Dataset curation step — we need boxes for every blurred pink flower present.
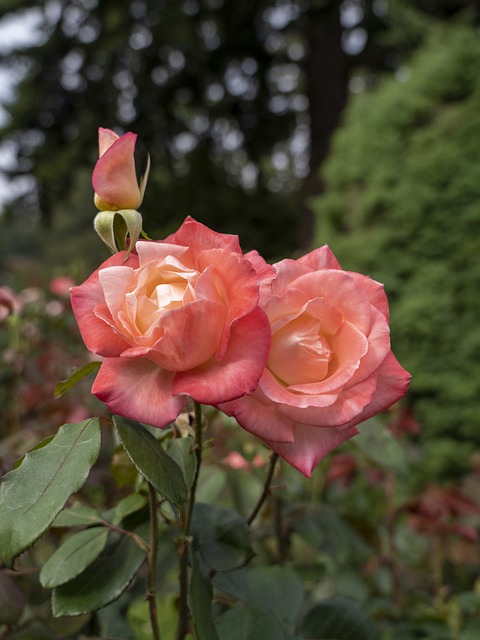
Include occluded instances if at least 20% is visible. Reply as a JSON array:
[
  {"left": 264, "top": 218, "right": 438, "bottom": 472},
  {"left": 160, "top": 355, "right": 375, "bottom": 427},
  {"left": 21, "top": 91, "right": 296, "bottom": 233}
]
[
  {"left": 325, "top": 453, "right": 359, "bottom": 488},
  {"left": 223, "top": 451, "right": 266, "bottom": 470},
  {"left": 0, "top": 286, "right": 22, "bottom": 321},
  {"left": 223, "top": 451, "right": 250, "bottom": 470},
  {"left": 66, "top": 405, "right": 91, "bottom": 424},
  {"left": 388, "top": 407, "right": 421, "bottom": 438},
  {"left": 404, "top": 485, "right": 479, "bottom": 542},
  {"left": 50, "top": 276, "right": 75, "bottom": 298}
]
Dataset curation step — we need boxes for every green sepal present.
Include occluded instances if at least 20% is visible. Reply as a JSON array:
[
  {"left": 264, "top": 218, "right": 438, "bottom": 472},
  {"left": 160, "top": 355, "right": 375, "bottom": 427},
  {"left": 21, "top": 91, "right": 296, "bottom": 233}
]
[
  {"left": 138, "top": 152, "right": 151, "bottom": 204},
  {"left": 93, "top": 208, "right": 143, "bottom": 258}
]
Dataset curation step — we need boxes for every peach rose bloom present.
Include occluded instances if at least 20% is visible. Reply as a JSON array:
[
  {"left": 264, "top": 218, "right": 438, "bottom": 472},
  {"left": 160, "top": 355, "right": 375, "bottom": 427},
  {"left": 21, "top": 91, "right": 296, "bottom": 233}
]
[
  {"left": 71, "top": 217, "right": 271, "bottom": 428},
  {"left": 220, "top": 246, "right": 410, "bottom": 477}
]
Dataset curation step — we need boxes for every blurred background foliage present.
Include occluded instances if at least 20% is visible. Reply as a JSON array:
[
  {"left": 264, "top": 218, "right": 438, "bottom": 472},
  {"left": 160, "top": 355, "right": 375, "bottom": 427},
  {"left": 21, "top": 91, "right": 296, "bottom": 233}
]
[
  {"left": 0, "top": 0, "right": 479, "bottom": 494},
  {"left": 1, "top": 0, "right": 478, "bottom": 263}
]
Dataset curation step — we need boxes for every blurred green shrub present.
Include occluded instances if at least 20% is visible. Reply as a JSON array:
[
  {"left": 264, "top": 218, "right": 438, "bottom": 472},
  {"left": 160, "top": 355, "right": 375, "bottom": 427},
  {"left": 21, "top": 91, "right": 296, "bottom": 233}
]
[{"left": 312, "top": 21, "right": 480, "bottom": 449}]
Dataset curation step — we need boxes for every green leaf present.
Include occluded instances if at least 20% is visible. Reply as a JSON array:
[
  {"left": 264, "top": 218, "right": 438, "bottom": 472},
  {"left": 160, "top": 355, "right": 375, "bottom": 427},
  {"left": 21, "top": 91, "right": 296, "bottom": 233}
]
[
  {"left": 114, "top": 416, "right": 188, "bottom": 505},
  {"left": 293, "top": 505, "right": 370, "bottom": 564},
  {"left": 212, "top": 568, "right": 249, "bottom": 602},
  {"left": 246, "top": 566, "right": 304, "bottom": 629},
  {"left": 0, "top": 418, "right": 101, "bottom": 566},
  {"left": 52, "top": 526, "right": 148, "bottom": 616},
  {"left": 216, "top": 605, "right": 285, "bottom": 640},
  {"left": 13, "top": 436, "right": 54, "bottom": 469},
  {"left": 299, "top": 596, "right": 379, "bottom": 640},
  {"left": 52, "top": 501, "right": 103, "bottom": 527},
  {"left": 40, "top": 527, "right": 109, "bottom": 588},
  {"left": 109, "top": 492, "right": 148, "bottom": 525},
  {"left": 190, "top": 552, "right": 219, "bottom": 640},
  {"left": 195, "top": 464, "right": 226, "bottom": 503},
  {"left": 166, "top": 436, "right": 197, "bottom": 492},
  {"left": 192, "top": 503, "right": 254, "bottom": 571},
  {"left": 354, "top": 419, "right": 409, "bottom": 476},
  {"left": 54, "top": 361, "right": 101, "bottom": 398}
]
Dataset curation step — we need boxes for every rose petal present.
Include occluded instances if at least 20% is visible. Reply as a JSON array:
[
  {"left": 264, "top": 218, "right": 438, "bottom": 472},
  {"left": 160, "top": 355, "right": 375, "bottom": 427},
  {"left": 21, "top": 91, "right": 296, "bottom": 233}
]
[
  {"left": 260, "top": 368, "right": 341, "bottom": 409},
  {"left": 269, "top": 293, "right": 343, "bottom": 340},
  {"left": 92, "top": 132, "right": 141, "bottom": 209},
  {"left": 71, "top": 252, "right": 139, "bottom": 357},
  {"left": 136, "top": 241, "right": 191, "bottom": 267},
  {"left": 297, "top": 245, "right": 342, "bottom": 271},
  {"left": 286, "top": 321, "right": 368, "bottom": 393},
  {"left": 245, "top": 250, "right": 276, "bottom": 283},
  {"left": 92, "top": 357, "right": 186, "bottom": 428},
  {"left": 164, "top": 216, "right": 242, "bottom": 255},
  {"left": 271, "top": 258, "right": 311, "bottom": 296},
  {"left": 270, "top": 316, "right": 331, "bottom": 385},
  {"left": 98, "top": 127, "right": 119, "bottom": 156},
  {"left": 348, "top": 272, "right": 390, "bottom": 320},
  {"left": 341, "top": 352, "right": 412, "bottom": 429},
  {"left": 147, "top": 300, "right": 226, "bottom": 370},
  {"left": 200, "top": 248, "right": 260, "bottom": 358},
  {"left": 267, "top": 289, "right": 312, "bottom": 332},
  {"left": 265, "top": 423, "right": 359, "bottom": 478},
  {"left": 291, "top": 270, "right": 372, "bottom": 335},
  {"left": 262, "top": 321, "right": 368, "bottom": 404},
  {"left": 346, "top": 307, "right": 390, "bottom": 388},
  {"left": 172, "top": 307, "right": 271, "bottom": 404},
  {"left": 99, "top": 265, "right": 135, "bottom": 326},
  {"left": 220, "top": 387, "right": 295, "bottom": 444},
  {"left": 278, "top": 372, "right": 378, "bottom": 427}
]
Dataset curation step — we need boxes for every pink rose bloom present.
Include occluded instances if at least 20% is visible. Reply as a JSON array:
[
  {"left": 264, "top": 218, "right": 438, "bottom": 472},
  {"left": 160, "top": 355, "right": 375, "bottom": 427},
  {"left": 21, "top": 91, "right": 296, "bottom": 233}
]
[
  {"left": 93, "top": 127, "right": 143, "bottom": 211},
  {"left": 71, "top": 217, "right": 271, "bottom": 428},
  {"left": 220, "top": 246, "right": 411, "bottom": 477}
]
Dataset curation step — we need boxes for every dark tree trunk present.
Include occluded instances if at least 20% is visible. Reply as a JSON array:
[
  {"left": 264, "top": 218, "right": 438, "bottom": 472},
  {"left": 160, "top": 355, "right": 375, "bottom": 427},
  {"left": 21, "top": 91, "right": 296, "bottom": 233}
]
[{"left": 299, "top": 1, "right": 350, "bottom": 249}]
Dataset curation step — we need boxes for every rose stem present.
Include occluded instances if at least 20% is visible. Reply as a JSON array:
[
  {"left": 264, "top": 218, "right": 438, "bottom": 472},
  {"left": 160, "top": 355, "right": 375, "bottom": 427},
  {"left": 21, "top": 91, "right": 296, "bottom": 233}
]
[
  {"left": 185, "top": 401, "right": 204, "bottom": 534},
  {"left": 177, "top": 401, "right": 204, "bottom": 640},
  {"left": 247, "top": 452, "right": 279, "bottom": 525},
  {"left": 147, "top": 482, "right": 162, "bottom": 640}
]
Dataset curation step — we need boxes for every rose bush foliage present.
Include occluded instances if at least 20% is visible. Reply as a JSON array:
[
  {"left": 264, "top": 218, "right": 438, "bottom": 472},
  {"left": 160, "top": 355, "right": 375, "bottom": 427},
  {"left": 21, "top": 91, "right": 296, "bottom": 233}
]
[
  {"left": 221, "top": 246, "right": 410, "bottom": 476},
  {"left": 71, "top": 217, "right": 271, "bottom": 428}
]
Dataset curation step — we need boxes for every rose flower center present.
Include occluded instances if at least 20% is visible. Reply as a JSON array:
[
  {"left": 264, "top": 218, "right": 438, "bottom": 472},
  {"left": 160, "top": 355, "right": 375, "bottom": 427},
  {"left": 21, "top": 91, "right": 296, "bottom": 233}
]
[
  {"left": 128, "top": 261, "right": 197, "bottom": 335},
  {"left": 268, "top": 313, "right": 332, "bottom": 386}
]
